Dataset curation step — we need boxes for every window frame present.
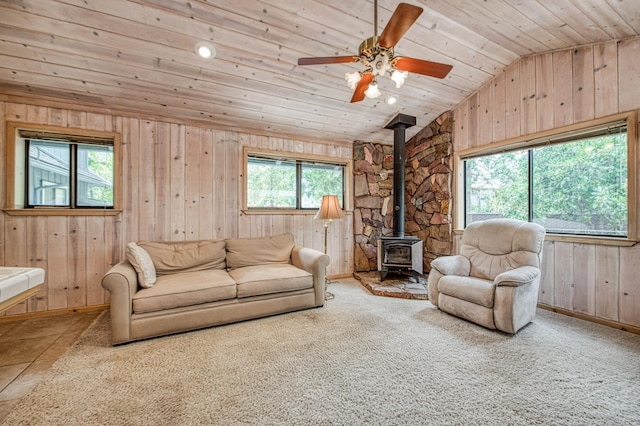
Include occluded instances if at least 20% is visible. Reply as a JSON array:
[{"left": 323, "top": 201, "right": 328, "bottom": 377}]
[
  {"left": 453, "top": 111, "right": 638, "bottom": 246},
  {"left": 242, "top": 147, "right": 352, "bottom": 214},
  {"left": 4, "top": 121, "right": 122, "bottom": 216}
]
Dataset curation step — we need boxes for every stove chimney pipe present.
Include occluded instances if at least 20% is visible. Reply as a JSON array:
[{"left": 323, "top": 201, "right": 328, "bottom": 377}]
[{"left": 384, "top": 113, "right": 416, "bottom": 238}]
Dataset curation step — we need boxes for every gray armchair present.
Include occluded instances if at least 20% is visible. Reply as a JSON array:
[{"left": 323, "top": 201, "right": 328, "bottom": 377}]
[{"left": 427, "top": 219, "right": 545, "bottom": 334}]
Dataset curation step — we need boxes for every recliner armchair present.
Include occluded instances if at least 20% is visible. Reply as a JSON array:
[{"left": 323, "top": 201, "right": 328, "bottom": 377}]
[{"left": 427, "top": 219, "right": 545, "bottom": 334}]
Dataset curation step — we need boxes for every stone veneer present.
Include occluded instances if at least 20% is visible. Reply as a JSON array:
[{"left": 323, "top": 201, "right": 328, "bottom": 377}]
[{"left": 353, "top": 111, "right": 453, "bottom": 273}]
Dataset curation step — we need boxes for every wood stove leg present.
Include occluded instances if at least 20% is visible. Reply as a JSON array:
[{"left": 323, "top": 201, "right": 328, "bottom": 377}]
[{"left": 380, "top": 268, "right": 388, "bottom": 282}]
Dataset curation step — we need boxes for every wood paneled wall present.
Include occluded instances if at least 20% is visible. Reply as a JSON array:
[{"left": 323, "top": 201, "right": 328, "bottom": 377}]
[
  {"left": 0, "top": 102, "right": 353, "bottom": 316},
  {"left": 452, "top": 37, "right": 640, "bottom": 329}
]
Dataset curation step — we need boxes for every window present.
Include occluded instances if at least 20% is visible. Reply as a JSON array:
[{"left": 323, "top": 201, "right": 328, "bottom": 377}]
[
  {"left": 244, "top": 150, "right": 349, "bottom": 211},
  {"left": 247, "top": 156, "right": 297, "bottom": 208},
  {"left": 4, "top": 122, "right": 121, "bottom": 215},
  {"left": 26, "top": 140, "right": 114, "bottom": 208},
  {"left": 463, "top": 117, "right": 633, "bottom": 238}
]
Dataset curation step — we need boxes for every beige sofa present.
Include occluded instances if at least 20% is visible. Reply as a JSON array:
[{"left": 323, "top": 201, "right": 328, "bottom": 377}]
[
  {"left": 427, "top": 219, "right": 545, "bottom": 334},
  {"left": 102, "top": 233, "right": 329, "bottom": 345}
]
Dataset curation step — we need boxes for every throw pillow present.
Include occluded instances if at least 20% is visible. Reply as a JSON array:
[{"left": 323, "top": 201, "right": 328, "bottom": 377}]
[{"left": 126, "top": 242, "right": 157, "bottom": 288}]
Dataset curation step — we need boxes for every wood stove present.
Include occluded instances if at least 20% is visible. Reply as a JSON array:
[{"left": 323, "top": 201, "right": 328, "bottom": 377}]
[
  {"left": 377, "top": 236, "right": 423, "bottom": 280},
  {"left": 377, "top": 113, "right": 424, "bottom": 281}
]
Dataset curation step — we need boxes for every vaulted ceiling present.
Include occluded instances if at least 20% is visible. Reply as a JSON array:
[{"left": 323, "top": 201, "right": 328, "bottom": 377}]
[{"left": 1, "top": 0, "right": 638, "bottom": 144}]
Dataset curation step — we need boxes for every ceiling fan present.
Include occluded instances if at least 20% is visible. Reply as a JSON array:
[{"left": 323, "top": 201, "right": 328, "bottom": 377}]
[{"left": 297, "top": 1, "right": 453, "bottom": 103}]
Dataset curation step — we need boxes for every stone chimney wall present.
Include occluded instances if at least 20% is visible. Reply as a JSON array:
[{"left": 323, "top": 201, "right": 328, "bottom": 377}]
[
  {"left": 353, "top": 111, "right": 453, "bottom": 273},
  {"left": 353, "top": 142, "right": 394, "bottom": 271},
  {"left": 404, "top": 111, "right": 453, "bottom": 272}
]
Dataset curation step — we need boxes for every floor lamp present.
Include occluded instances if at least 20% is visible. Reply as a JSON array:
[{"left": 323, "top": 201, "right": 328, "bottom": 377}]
[{"left": 314, "top": 195, "right": 345, "bottom": 300}]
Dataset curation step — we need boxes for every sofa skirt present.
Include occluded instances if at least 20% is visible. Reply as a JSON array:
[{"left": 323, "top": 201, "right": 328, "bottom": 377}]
[{"left": 125, "top": 289, "right": 317, "bottom": 344}]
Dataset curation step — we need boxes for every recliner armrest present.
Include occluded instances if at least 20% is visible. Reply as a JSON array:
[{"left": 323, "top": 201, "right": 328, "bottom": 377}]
[
  {"left": 494, "top": 265, "right": 540, "bottom": 287},
  {"left": 431, "top": 255, "right": 471, "bottom": 276}
]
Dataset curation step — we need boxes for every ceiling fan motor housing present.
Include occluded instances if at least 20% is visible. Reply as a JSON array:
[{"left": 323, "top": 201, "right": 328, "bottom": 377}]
[
  {"left": 359, "top": 36, "right": 395, "bottom": 76},
  {"left": 359, "top": 36, "right": 394, "bottom": 59}
]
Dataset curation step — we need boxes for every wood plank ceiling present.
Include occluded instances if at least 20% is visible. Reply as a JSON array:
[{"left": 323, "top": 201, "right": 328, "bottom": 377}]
[{"left": 0, "top": 0, "right": 638, "bottom": 144}]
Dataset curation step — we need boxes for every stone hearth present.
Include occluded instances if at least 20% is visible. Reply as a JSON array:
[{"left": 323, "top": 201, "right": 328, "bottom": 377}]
[{"left": 353, "top": 271, "right": 428, "bottom": 300}]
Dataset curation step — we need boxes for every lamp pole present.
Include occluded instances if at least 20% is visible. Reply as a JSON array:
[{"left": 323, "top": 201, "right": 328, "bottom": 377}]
[
  {"left": 314, "top": 195, "right": 344, "bottom": 300},
  {"left": 323, "top": 219, "right": 332, "bottom": 255}
]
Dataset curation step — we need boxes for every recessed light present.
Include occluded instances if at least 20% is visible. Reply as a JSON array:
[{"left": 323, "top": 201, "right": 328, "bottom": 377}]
[
  {"left": 194, "top": 41, "right": 216, "bottom": 60},
  {"left": 385, "top": 95, "right": 399, "bottom": 105}
]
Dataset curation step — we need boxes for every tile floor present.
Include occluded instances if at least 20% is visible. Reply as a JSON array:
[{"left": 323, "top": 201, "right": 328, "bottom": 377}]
[{"left": 0, "top": 311, "right": 101, "bottom": 422}]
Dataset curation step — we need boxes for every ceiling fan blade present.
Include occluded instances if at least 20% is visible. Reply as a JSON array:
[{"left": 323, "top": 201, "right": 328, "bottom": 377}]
[
  {"left": 298, "top": 56, "right": 358, "bottom": 66},
  {"left": 394, "top": 57, "right": 453, "bottom": 79},
  {"left": 377, "top": 3, "right": 423, "bottom": 48},
  {"left": 351, "top": 73, "right": 374, "bottom": 103}
]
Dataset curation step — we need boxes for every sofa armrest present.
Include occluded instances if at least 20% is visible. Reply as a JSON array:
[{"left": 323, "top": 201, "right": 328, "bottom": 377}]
[
  {"left": 291, "top": 246, "right": 330, "bottom": 306},
  {"left": 494, "top": 265, "right": 540, "bottom": 287},
  {"left": 101, "top": 260, "right": 139, "bottom": 345},
  {"left": 430, "top": 255, "right": 471, "bottom": 277}
]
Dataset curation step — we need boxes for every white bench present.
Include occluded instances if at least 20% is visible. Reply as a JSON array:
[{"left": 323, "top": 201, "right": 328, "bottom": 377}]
[{"left": 0, "top": 267, "right": 45, "bottom": 313}]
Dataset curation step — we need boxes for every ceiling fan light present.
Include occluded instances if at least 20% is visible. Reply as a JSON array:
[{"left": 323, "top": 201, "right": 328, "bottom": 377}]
[
  {"left": 391, "top": 70, "right": 408, "bottom": 88},
  {"left": 345, "top": 71, "right": 362, "bottom": 90},
  {"left": 364, "top": 82, "right": 381, "bottom": 99}
]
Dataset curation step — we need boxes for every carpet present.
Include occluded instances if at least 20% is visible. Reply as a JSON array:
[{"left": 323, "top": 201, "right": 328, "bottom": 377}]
[{"left": 3, "top": 279, "right": 640, "bottom": 425}]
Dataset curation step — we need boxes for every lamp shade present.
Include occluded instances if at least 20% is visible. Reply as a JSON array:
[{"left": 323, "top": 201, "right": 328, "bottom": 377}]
[{"left": 314, "top": 195, "right": 345, "bottom": 220}]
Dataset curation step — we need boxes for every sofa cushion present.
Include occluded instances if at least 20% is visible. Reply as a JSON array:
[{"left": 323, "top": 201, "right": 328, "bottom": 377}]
[
  {"left": 225, "top": 233, "right": 295, "bottom": 270},
  {"left": 137, "top": 239, "right": 226, "bottom": 275},
  {"left": 438, "top": 275, "right": 495, "bottom": 308},
  {"left": 132, "top": 269, "right": 236, "bottom": 314},
  {"left": 126, "top": 242, "right": 156, "bottom": 288},
  {"left": 228, "top": 264, "right": 313, "bottom": 298}
]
